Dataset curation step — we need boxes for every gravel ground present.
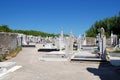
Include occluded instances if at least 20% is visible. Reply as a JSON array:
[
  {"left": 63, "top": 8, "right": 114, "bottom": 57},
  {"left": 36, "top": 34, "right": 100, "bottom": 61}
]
[{"left": 1, "top": 44, "right": 120, "bottom": 80}]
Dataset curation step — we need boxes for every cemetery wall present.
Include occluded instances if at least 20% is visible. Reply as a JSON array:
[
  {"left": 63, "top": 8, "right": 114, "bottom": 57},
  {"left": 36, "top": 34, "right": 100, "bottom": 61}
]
[
  {"left": 86, "top": 37, "right": 96, "bottom": 45},
  {"left": 106, "top": 38, "right": 111, "bottom": 46},
  {"left": 0, "top": 32, "right": 18, "bottom": 54},
  {"left": 86, "top": 37, "right": 111, "bottom": 46}
]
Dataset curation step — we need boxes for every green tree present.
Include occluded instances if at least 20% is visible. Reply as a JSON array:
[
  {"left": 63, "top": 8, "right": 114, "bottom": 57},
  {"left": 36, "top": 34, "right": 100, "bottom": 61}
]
[
  {"left": 0, "top": 25, "right": 12, "bottom": 32},
  {"left": 0, "top": 25, "right": 65, "bottom": 37},
  {"left": 86, "top": 12, "right": 120, "bottom": 38}
]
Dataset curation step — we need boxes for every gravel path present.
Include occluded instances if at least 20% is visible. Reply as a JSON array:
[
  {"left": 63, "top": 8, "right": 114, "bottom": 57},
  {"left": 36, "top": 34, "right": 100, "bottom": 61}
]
[{"left": 1, "top": 44, "right": 120, "bottom": 80}]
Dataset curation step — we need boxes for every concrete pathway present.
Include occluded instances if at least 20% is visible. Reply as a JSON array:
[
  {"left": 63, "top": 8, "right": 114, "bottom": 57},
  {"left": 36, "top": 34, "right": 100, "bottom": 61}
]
[{"left": 0, "top": 44, "right": 120, "bottom": 80}]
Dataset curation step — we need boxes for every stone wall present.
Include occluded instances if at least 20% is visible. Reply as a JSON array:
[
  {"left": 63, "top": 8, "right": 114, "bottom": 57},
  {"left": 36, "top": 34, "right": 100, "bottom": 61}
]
[
  {"left": 0, "top": 32, "right": 18, "bottom": 54},
  {"left": 86, "top": 37, "right": 96, "bottom": 45},
  {"left": 86, "top": 37, "right": 111, "bottom": 46},
  {"left": 106, "top": 38, "right": 111, "bottom": 46}
]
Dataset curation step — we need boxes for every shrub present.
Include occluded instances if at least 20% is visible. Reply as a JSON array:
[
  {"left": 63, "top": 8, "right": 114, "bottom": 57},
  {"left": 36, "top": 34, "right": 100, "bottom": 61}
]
[{"left": 6, "top": 46, "right": 22, "bottom": 59}]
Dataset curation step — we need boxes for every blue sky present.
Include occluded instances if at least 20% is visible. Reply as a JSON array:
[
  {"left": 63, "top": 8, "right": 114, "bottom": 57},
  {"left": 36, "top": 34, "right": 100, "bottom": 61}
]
[{"left": 0, "top": 0, "right": 120, "bottom": 36}]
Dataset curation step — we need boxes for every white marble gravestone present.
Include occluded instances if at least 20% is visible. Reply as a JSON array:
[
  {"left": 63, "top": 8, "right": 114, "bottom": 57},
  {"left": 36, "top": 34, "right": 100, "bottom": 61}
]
[
  {"left": 69, "top": 31, "right": 73, "bottom": 54},
  {"left": 59, "top": 31, "right": 65, "bottom": 50},
  {"left": 65, "top": 37, "right": 69, "bottom": 54},
  {"left": 77, "top": 35, "right": 82, "bottom": 51},
  {"left": 17, "top": 34, "right": 27, "bottom": 45},
  {"left": 82, "top": 34, "right": 86, "bottom": 45},
  {"left": 54, "top": 37, "right": 59, "bottom": 49},
  {"left": 21, "top": 34, "right": 27, "bottom": 45},
  {"left": 100, "top": 27, "right": 106, "bottom": 60},
  {"left": 111, "top": 32, "right": 118, "bottom": 46},
  {"left": 17, "top": 34, "right": 22, "bottom": 46}
]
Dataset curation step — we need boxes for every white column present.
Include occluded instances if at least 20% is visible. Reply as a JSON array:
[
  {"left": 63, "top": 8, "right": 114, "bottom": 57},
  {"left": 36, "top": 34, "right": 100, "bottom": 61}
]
[
  {"left": 101, "top": 36, "right": 106, "bottom": 60},
  {"left": 65, "top": 37, "right": 69, "bottom": 54},
  {"left": 69, "top": 32, "right": 73, "bottom": 54},
  {"left": 77, "top": 37, "right": 81, "bottom": 51}
]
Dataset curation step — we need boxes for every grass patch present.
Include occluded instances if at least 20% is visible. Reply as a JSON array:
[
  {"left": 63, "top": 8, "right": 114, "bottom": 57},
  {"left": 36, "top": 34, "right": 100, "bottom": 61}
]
[
  {"left": 112, "top": 50, "right": 120, "bottom": 53},
  {"left": 6, "top": 46, "right": 22, "bottom": 59},
  {"left": 0, "top": 54, "right": 6, "bottom": 62},
  {"left": 62, "top": 48, "right": 65, "bottom": 50}
]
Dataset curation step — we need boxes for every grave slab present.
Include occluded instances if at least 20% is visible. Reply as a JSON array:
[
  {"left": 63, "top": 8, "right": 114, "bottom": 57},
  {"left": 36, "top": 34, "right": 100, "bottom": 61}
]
[
  {"left": 71, "top": 51, "right": 101, "bottom": 61},
  {"left": 0, "top": 62, "right": 22, "bottom": 78}
]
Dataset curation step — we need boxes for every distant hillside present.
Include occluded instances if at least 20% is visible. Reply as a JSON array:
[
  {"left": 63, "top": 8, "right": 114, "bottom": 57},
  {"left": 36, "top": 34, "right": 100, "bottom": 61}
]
[
  {"left": 86, "top": 12, "right": 120, "bottom": 38},
  {"left": 0, "top": 25, "right": 56, "bottom": 37}
]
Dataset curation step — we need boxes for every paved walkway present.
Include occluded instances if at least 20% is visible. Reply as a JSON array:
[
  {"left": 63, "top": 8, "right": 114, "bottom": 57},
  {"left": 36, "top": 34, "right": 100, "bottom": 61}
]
[{"left": 1, "top": 44, "right": 120, "bottom": 80}]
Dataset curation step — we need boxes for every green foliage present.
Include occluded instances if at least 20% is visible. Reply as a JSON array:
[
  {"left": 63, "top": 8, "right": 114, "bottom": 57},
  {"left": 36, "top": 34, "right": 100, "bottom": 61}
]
[
  {"left": 0, "top": 54, "right": 6, "bottom": 62},
  {"left": 0, "top": 25, "right": 12, "bottom": 32},
  {"left": 0, "top": 46, "right": 22, "bottom": 61},
  {"left": 112, "top": 50, "right": 120, "bottom": 53},
  {"left": 13, "top": 30, "right": 56, "bottom": 37},
  {"left": 6, "top": 46, "right": 22, "bottom": 58},
  {"left": 0, "top": 25, "right": 69, "bottom": 37},
  {"left": 0, "top": 25, "right": 57, "bottom": 37},
  {"left": 86, "top": 12, "right": 120, "bottom": 38}
]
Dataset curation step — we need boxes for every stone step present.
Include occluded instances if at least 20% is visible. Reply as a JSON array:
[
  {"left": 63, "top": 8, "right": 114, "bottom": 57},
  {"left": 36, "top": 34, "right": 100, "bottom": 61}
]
[
  {"left": 71, "top": 53, "right": 101, "bottom": 62},
  {"left": 42, "top": 54, "right": 67, "bottom": 58},
  {"left": 71, "top": 57, "right": 101, "bottom": 62},
  {"left": 39, "top": 57, "right": 68, "bottom": 61}
]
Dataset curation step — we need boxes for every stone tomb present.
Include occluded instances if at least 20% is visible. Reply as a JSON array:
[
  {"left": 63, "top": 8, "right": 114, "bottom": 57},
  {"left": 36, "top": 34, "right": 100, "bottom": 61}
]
[
  {"left": 109, "top": 52, "right": 120, "bottom": 66},
  {"left": 18, "top": 34, "right": 36, "bottom": 47},
  {"left": 38, "top": 43, "right": 60, "bottom": 52},
  {"left": 39, "top": 31, "right": 74, "bottom": 61},
  {"left": 71, "top": 28, "right": 107, "bottom": 61}
]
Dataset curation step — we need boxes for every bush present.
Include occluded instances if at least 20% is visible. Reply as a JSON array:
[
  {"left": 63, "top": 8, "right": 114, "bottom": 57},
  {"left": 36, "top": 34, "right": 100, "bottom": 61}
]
[
  {"left": 0, "top": 54, "right": 6, "bottom": 62},
  {"left": 6, "top": 46, "right": 22, "bottom": 59},
  {"left": 112, "top": 50, "right": 120, "bottom": 53}
]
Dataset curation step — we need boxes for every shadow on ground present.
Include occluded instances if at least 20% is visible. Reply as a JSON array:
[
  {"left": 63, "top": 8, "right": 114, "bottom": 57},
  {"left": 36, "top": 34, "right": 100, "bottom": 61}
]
[{"left": 87, "top": 62, "right": 120, "bottom": 80}]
